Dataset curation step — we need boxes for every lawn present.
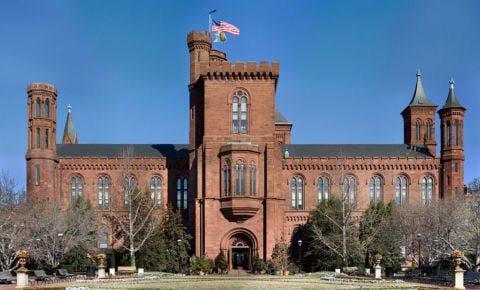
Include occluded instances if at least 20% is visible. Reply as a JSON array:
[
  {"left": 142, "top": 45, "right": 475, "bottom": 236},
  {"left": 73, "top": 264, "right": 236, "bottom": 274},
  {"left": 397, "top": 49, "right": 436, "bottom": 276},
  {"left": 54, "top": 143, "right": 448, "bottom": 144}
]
[{"left": 38, "top": 273, "right": 445, "bottom": 290}]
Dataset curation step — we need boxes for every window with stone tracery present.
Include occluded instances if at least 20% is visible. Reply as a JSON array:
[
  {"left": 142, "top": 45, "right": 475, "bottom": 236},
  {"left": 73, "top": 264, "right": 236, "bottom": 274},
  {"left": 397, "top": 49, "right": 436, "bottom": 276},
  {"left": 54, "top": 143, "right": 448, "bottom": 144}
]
[
  {"left": 317, "top": 176, "right": 329, "bottom": 203},
  {"left": 291, "top": 176, "right": 303, "bottom": 210},
  {"left": 343, "top": 176, "right": 356, "bottom": 209},
  {"left": 71, "top": 176, "right": 83, "bottom": 205},
  {"left": 369, "top": 175, "right": 382, "bottom": 204},
  {"left": 421, "top": 176, "right": 433, "bottom": 206},
  {"left": 98, "top": 176, "right": 110, "bottom": 210},
  {"left": 150, "top": 176, "right": 163, "bottom": 208},
  {"left": 177, "top": 177, "right": 188, "bottom": 210},
  {"left": 395, "top": 176, "right": 408, "bottom": 208},
  {"left": 232, "top": 90, "right": 248, "bottom": 134}
]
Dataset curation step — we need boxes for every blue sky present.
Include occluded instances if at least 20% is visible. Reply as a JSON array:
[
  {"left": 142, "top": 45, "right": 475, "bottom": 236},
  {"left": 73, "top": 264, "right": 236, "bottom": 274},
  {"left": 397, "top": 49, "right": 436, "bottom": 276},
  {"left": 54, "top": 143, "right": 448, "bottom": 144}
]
[{"left": 1, "top": 0, "right": 479, "bottom": 189}]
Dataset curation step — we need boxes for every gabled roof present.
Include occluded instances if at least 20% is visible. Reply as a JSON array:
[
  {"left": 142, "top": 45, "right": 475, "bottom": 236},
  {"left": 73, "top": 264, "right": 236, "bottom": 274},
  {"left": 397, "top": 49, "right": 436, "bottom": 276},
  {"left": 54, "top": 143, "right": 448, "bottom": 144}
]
[
  {"left": 280, "top": 144, "right": 433, "bottom": 158},
  {"left": 441, "top": 78, "right": 464, "bottom": 109},
  {"left": 57, "top": 144, "right": 189, "bottom": 158},
  {"left": 407, "top": 70, "right": 436, "bottom": 107}
]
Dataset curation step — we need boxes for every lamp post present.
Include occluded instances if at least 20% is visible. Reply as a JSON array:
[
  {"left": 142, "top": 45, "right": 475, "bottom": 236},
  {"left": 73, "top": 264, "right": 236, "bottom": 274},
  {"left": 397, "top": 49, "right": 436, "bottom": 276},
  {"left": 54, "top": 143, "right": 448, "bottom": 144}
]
[
  {"left": 298, "top": 239, "right": 303, "bottom": 274},
  {"left": 177, "top": 239, "right": 182, "bottom": 274}
]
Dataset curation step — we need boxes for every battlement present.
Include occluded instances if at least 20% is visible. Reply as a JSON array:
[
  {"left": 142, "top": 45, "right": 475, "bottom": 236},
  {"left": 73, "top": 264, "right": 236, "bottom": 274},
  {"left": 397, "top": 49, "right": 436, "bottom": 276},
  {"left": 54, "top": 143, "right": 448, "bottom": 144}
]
[
  {"left": 187, "top": 30, "right": 212, "bottom": 52},
  {"left": 201, "top": 60, "right": 280, "bottom": 80},
  {"left": 27, "top": 82, "right": 57, "bottom": 95}
]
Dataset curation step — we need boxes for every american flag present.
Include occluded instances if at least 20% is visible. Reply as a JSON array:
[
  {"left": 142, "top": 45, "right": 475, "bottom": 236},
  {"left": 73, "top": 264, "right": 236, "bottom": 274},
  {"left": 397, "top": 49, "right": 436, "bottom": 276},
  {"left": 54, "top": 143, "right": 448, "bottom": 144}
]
[{"left": 212, "top": 19, "right": 240, "bottom": 36}]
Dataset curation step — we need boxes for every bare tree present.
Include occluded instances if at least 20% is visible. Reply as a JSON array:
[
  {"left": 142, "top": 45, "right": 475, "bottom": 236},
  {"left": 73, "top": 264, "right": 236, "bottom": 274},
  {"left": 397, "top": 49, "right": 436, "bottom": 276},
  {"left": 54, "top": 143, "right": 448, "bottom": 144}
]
[
  {"left": 27, "top": 199, "right": 99, "bottom": 269},
  {"left": 0, "top": 170, "right": 25, "bottom": 206},
  {"left": 104, "top": 147, "right": 162, "bottom": 267}
]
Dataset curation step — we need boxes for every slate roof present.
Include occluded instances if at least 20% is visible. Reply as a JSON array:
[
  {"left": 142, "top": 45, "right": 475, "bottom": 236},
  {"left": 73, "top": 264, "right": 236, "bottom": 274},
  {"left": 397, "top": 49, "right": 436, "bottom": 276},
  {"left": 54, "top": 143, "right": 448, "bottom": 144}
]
[
  {"left": 280, "top": 144, "right": 433, "bottom": 158},
  {"left": 275, "top": 108, "right": 291, "bottom": 124},
  {"left": 57, "top": 144, "right": 189, "bottom": 158},
  {"left": 441, "top": 79, "right": 464, "bottom": 109},
  {"left": 407, "top": 71, "right": 436, "bottom": 107},
  {"left": 62, "top": 105, "right": 78, "bottom": 144}
]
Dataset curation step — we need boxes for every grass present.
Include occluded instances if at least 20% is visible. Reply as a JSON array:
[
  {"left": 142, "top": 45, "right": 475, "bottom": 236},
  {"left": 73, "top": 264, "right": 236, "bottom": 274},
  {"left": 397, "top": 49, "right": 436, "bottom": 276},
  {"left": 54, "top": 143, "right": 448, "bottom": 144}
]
[{"left": 27, "top": 272, "right": 447, "bottom": 290}]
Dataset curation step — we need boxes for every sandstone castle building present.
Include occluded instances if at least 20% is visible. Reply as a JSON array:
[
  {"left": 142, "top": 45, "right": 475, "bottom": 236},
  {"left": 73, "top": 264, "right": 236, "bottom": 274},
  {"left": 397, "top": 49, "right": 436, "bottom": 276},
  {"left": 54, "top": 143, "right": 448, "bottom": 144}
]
[{"left": 25, "top": 30, "right": 466, "bottom": 270}]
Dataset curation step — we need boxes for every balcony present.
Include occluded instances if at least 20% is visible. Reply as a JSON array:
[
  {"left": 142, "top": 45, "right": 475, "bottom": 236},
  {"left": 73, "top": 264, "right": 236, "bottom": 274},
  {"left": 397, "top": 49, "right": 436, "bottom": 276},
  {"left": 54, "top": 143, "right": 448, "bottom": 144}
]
[{"left": 220, "top": 196, "right": 262, "bottom": 222}]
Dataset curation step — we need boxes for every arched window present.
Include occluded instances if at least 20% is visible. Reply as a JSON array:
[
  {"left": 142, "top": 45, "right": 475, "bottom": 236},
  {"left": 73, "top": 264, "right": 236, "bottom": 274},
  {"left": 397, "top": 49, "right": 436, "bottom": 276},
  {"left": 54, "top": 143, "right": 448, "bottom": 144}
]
[
  {"left": 223, "top": 160, "right": 231, "bottom": 196},
  {"left": 291, "top": 176, "right": 303, "bottom": 210},
  {"left": 177, "top": 177, "right": 188, "bottom": 210},
  {"left": 317, "top": 176, "right": 329, "bottom": 202},
  {"left": 395, "top": 176, "right": 408, "bottom": 208},
  {"left": 421, "top": 176, "right": 434, "bottom": 206},
  {"left": 453, "top": 120, "right": 458, "bottom": 146},
  {"left": 71, "top": 176, "right": 83, "bottom": 204},
  {"left": 249, "top": 162, "right": 256, "bottom": 196},
  {"left": 343, "top": 176, "right": 356, "bottom": 209},
  {"left": 98, "top": 176, "right": 110, "bottom": 210},
  {"left": 36, "top": 98, "right": 41, "bottom": 117},
  {"left": 446, "top": 121, "right": 451, "bottom": 146},
  {"left": 235, "top": 161, "right": 245, "bottom": 196},
  {"left": 415, "top": 121, "right": 421, "bottom": 141},
  {"left": 123, "top": 176, "right": 137, "bottom": 209},
  {"left": 232, "top": 90, "right": 248, "bottom": 134},
  {"left": 426, "top": 121, "right": 431, "bottom": 140},
  {"left": 45, "top": 99, "right": 50, "bottom": 118},
  {"left": 35, "top": 165, "right": 40, "bottom": 186},
  {"left": 150, "top": 176, "right": 162, "bottom": 208},
  {"left": 369, "top": 176, "right": 382, "bottom": 204}
]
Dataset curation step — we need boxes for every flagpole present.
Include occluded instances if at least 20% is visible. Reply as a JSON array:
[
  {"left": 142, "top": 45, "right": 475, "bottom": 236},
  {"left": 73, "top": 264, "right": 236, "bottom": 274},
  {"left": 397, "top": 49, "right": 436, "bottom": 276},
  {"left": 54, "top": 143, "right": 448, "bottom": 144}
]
[{"left": 208, "top": 9, "right": 217, "bottom": 32}]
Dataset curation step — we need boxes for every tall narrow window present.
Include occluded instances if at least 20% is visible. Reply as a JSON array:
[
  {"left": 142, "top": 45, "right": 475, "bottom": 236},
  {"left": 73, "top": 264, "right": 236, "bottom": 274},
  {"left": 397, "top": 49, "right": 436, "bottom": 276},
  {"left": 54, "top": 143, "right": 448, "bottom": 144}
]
[
  {"left": 36, "top": 128, "right": 41, "bottom": 148},
  {"left": 98, "top": 176, "right": 110, "bottom": 210},
  {"left": 232, "top": 90, "right": 248, "bottom": 134},
  {"left": 232, "top": 97, "right": 239, "bottom": 133},
  {"left": 71, "top": 176, "right": 83, "bottom": 204},
  {"left": 240, "top": 97, "right": 248, "bottom": 133},
  {"left": 150, "top": 176, "right": 162, "bottom": 208},
  {"left": 123, "top": 176, "right": 136, "bottom": 209},
  {"left": 223, "top": 160, "right": 231, "bottom": 196},
  {"left": 45, "top": 129, "right": 49, "bottom": 149},
  {"left": 177, "top": 177, "right": 188, "bottom": 210},
  {"left": 369, "top": 176, "right": 382, "bottom": 204},
  {"left": 36, "top": 98, "right": 41, "bottom": 117},
  {"left": 235, "top": 161, "right": 245, "bottom": 195},
  {"left": 291, "top": 176, "right": 303, "bottom": 210},
  {"left": 446, "top": 121, "right": 451, "bottom": 146},
  {"left": 343, "top": 176, "right": 356, "bottom": 209},
  {"left": 45, "top": 99, "right": 50, "bottom": 118},
  {"left": 249, "top": 162, "right": 256, "bottom": 196},
  {"left": 453, "top": 121, "right": 458, "bottom": 146},
  {"left": 421, "top": 176, "right": 433, "bottom": 206},
  {"left": 426, "top": 121, "right": 431, "bottom": 140},
  {"left": 415, "top": 121, "right": 421, "bottom": 141},
  {"left": 395, "top": 176, "right": 408, "bottom": 208},
  {"left": 317, "top": 176, "right": 329, "bottom": 202},
  {"left": 35, "top": 165, "right": 40, "bottom": 186}
]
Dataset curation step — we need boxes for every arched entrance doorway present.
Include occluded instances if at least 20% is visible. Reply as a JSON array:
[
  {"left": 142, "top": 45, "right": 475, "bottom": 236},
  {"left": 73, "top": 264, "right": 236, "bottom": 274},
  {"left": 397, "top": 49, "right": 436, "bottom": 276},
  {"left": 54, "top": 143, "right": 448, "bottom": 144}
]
[{"left": 221, "top": 229, "right": 258, "bottom": 272}]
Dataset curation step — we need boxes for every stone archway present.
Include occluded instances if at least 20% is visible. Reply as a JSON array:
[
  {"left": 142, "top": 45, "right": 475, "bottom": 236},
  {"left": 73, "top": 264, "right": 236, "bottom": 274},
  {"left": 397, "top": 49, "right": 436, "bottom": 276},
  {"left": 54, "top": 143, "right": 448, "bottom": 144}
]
[{"left": 221, "top": 229, "right": 258, "bottom": 272}]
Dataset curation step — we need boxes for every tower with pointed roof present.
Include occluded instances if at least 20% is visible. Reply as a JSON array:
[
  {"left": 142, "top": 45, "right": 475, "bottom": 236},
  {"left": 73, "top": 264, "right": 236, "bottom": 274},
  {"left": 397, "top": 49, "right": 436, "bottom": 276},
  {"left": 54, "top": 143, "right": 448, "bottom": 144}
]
[
  {"left": 438, "top": 79, "right": 466, "bottom": 198},
  {"left": 25, "top": 83, "right": 58, "bottom": 202},
  {"left": 401, "top": 70, "right": 438, "bottom": 156},
  {"left": 62, "top": 104, "right": 78, "bottom": 144}
]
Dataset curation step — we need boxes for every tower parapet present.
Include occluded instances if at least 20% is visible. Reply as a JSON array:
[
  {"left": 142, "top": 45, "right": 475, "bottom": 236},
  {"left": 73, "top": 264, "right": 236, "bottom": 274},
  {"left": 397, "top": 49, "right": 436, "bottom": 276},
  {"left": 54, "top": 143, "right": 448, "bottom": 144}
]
[{"left": 202, "top": 60, "right": 279, "bottom": 80}]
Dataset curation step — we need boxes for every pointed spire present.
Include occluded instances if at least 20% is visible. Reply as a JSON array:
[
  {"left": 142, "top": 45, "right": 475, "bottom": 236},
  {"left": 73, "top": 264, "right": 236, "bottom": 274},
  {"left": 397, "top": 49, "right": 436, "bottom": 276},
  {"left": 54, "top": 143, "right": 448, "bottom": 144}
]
[
  {"left": 62, "top": 105, "right": 78, "bottom": 144},
  {"left": 442, "top": 77, "right": 464, "bottom": 109},
  {"left": 408, "top": 70, "right": 436, "bottom": 106}
]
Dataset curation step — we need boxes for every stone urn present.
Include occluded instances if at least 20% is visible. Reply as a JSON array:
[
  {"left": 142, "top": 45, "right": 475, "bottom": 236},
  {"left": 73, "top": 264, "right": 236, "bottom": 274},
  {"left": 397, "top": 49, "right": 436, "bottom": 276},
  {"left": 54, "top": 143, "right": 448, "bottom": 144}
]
[
  {"left": 16, "top": 250, "right": 29, "bottom": 271},
  {"left": 451, "top": 249, "right": 464, "bottom": 271}
]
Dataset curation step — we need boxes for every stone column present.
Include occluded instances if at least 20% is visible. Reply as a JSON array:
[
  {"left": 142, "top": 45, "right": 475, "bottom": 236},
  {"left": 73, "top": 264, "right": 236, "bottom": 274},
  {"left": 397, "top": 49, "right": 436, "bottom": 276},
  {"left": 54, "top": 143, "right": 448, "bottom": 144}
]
[
  {"left": 374, "top": 265, "right": 382, "bottom": 279},
  {"left": 16, "top": 269, "right": 28, "bottom": 288},
  {"left": 454, "top": 268, "right": 465, "bottom": 290}
]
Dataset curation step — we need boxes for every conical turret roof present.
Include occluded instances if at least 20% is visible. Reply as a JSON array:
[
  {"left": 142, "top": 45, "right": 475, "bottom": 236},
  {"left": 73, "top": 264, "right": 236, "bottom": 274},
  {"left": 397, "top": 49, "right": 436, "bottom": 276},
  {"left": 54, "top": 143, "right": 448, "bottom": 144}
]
[
  {"left": 441, "top": 78, "right": 464, "bottom": 109},
  {"left": 407, "top": 70, "right": 436, "bottom": 106}
]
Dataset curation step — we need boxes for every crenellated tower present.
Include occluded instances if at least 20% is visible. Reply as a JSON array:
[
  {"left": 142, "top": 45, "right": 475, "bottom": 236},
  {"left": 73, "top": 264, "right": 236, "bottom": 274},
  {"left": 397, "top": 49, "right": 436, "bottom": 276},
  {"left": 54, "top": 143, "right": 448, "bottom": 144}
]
[
  {"left": 25, "top": 83, "right": 58, "bottom": 202},
  {"left": 438, "top": 79, "right": 466, "bottom": 198},
  {"left": 401, "top": 70, "right": 437, "bottom": 156}
]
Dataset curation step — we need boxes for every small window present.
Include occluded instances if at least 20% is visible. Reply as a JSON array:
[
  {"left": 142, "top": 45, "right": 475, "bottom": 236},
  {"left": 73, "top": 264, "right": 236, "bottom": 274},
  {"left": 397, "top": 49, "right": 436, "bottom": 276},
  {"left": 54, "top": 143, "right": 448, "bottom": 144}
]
[
  {"left": 45, "top": 129, "right": 49, "bottom": 149},
  {"left": 35, "top": 165, "right": 40, "bottom": 186},
  {"left": 454, "top": 120, "right": 458, "bottom": 146},
  {"left": 177, "top": 177, "right": 188, "bottom": 210},
  {"left": 415, "top": 121, "right": 421, "bottom": 141},
  {"left": 426, "top": 121, "right": 431, "bottom": 140},
  {"left": 249, "top": 162, "right": 256, "bottom": 196},
  {"left": 446, "top": 121, "right": 451, "bottom": 146},
  {"left": 223, "top": 160, "right": 231, "bottom": 196},
  {"left": 235, "top": 161, "right": 245, "bottom": 196},
  {"left": 36, "top": 128, "right": 41, "bottom": 148}
]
